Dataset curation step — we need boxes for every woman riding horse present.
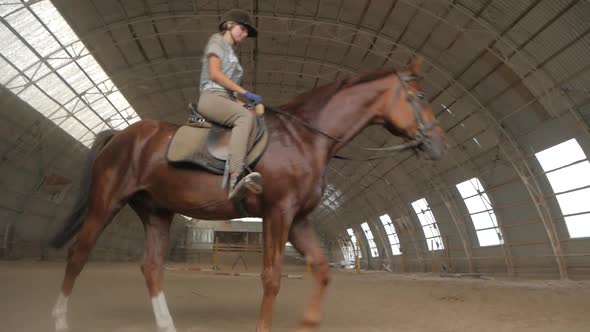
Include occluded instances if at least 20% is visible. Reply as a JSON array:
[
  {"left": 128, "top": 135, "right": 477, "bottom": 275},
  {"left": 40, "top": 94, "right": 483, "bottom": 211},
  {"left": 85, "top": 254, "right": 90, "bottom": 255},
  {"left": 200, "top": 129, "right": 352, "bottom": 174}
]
[{"left": 196, "top": 9, "right": 263, "bottom": 199}]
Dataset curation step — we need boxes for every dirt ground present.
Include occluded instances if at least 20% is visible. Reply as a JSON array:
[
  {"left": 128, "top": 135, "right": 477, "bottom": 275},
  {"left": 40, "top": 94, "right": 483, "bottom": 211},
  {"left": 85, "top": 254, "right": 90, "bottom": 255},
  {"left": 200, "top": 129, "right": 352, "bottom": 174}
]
[{"left": 1, "top": 261, "right": 589, "bottom": 332}]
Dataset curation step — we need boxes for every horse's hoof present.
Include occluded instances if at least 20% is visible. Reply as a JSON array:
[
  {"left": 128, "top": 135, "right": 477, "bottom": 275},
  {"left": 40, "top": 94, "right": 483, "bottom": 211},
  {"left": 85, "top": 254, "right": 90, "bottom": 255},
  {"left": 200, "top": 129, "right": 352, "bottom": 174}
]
[
  {"left": 295, "top": 327, "right": 315, "bottom": 332},
  {"left": 295, "top": 319, "right": 320, "bottom": 332},
  {"left": 55, "top": 324, "right": 69, "bottom": 332},
  {"left": 54, "top": 317, "right": 68, "bottom": 332},
  {"left": 157, "top": 324, "right": 177, "bottom": 332}
]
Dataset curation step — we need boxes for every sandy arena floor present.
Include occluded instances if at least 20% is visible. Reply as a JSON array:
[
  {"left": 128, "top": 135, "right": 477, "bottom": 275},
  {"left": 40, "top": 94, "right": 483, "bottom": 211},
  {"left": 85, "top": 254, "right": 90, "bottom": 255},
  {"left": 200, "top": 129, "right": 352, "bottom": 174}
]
[{"left": 1, "top": 261, "right": 589, "bottom": 332}]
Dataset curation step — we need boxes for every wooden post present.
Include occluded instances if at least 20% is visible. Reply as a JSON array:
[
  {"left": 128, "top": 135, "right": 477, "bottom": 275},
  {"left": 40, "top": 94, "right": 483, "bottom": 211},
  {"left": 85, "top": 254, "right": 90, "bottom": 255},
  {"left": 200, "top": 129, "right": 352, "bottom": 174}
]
[
  {"left": 402, "top": 250, "right": 407, "bottom": 273},
  {"left": 213, "top": 237, "right": 219, "bottom": 270},
  {"left": 356, "top": 239, "right": 361, "bottom": 274},
  {"left": 430, "top": 240, "right": 436, "bottom": 273},
  {"left": 444, "top": 236, "right": 452, "bottom": 272}
]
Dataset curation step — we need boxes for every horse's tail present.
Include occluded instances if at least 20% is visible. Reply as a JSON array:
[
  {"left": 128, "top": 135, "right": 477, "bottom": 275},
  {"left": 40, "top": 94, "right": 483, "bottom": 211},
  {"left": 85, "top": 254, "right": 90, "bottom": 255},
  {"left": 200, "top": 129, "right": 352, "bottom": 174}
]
[{"left": 49, "top": 130, "right": 118, "bottom": 249}]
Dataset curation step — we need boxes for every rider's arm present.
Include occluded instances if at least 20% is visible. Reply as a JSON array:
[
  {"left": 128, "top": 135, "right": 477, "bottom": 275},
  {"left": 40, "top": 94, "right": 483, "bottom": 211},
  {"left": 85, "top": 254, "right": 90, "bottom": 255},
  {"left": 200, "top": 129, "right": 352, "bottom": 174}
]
[{"left": 208, "top": 55, "right": 247, "bottom": 95}]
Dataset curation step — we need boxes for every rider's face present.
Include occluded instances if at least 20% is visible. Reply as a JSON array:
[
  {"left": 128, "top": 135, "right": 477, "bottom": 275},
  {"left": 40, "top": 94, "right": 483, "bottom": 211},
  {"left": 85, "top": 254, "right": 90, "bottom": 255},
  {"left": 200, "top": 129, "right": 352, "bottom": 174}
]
[{"left": 231, "top": 24, "right": 248, "bottom": 44}]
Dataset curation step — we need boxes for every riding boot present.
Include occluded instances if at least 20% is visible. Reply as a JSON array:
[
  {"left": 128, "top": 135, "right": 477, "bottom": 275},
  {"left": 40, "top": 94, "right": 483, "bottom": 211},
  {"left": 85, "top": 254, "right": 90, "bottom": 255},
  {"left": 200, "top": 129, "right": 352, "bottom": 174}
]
[{"left": 228, "top": 170, "right": 263, "bottom": 200}]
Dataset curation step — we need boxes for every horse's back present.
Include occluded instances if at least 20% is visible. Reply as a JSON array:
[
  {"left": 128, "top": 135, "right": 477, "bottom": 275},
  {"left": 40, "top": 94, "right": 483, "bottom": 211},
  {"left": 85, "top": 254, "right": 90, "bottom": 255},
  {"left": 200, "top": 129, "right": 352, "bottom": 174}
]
[
  {"left": 91, "top": 119, "right": 179, "bottom": 179},
  {"left": 130, "top": 119, "right": 179, "bottom": 138},
  {"left": 114, "top": 119, "right": 178, "bottom": 151}
]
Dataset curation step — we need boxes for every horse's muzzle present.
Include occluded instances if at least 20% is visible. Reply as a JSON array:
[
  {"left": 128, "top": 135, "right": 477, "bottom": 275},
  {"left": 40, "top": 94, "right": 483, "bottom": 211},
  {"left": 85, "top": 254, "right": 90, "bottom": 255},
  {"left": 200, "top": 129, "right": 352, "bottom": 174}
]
[{"left": 420, "top": 130, "right": 447, "bottom": 160}]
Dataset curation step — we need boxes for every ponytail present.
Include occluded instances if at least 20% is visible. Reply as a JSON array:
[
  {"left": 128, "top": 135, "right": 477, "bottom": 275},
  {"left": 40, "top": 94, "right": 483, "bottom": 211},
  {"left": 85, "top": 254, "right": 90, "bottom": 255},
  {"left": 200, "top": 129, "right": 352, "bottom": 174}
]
[{"left": 220, "top": 21, "right": 237, "bottom": 32}]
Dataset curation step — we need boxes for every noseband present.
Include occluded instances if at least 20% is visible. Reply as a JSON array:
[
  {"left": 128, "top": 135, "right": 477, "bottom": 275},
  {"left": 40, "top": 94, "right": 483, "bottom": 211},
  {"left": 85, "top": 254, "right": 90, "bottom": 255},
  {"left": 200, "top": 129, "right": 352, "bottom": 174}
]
[
  {"left": 265, "top": 73, "right": 438, "bottom": 161},
  {"left": 388, "top": 73, "right": 439, "bottom": 149}
]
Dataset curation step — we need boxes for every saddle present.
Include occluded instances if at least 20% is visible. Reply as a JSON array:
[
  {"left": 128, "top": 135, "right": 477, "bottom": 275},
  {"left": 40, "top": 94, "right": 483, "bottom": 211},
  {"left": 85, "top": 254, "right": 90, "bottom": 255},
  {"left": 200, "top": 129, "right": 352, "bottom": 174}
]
[{"left": 166, "top": 103, "right": 269, "bottom": 175}]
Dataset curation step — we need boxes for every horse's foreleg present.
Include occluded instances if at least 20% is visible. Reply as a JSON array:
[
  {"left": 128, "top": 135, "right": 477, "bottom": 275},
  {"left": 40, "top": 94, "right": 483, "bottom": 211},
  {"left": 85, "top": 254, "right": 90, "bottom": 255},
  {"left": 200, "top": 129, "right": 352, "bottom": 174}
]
[
  {"left": 289, "top": 219, "right": 331, "bottom": 332},
  {"left": 53, "top": 187, "right": 124, "bottom": 331},
  {"left": 256, "top": 206, "right": 293, "bottom": 332},
  {"left": 133, "top": 204, "right": 176, "bottom": 332}
]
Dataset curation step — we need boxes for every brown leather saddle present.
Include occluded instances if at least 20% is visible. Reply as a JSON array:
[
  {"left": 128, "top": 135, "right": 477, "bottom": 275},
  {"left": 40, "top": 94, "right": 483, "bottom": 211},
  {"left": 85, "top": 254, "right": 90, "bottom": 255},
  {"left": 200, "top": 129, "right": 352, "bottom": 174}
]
[{"left": 166, "top": 103, "right": 269, "bottom": 175}]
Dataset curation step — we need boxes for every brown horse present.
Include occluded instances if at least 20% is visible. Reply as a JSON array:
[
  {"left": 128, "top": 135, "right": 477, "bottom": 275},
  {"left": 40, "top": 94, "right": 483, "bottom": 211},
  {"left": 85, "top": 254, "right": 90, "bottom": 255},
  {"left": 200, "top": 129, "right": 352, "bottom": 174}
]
[{"left": 49, "top": 58, "right": 446, "bottom": 332}]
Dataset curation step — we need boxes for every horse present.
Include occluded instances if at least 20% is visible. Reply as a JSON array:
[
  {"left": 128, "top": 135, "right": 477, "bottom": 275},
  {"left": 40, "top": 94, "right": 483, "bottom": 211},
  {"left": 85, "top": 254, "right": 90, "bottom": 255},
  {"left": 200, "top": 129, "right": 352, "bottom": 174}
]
[{"left": 48, "top": 57, "right": 446, "bottom": 332}]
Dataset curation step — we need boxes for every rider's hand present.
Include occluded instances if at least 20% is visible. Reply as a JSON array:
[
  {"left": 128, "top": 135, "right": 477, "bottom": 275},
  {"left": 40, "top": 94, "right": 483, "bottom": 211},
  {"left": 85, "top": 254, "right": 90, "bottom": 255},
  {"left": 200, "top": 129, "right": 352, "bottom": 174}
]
[{"left": 243, "top": 91, "right": 263, "bottom": 104}]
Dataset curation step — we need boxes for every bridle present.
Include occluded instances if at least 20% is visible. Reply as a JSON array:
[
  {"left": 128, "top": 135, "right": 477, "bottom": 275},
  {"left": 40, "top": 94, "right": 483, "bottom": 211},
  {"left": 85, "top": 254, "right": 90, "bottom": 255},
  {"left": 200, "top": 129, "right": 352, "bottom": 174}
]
[{"left": 263, "top": 73, "right": 439, "bottom": 161}]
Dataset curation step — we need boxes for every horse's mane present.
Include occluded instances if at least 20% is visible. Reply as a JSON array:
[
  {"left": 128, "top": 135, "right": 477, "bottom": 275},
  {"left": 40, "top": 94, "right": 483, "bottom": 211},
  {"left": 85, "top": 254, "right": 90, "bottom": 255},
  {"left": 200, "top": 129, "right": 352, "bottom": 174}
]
[{"left": 278, "top": 67, "right": 398, "bottom": 115}]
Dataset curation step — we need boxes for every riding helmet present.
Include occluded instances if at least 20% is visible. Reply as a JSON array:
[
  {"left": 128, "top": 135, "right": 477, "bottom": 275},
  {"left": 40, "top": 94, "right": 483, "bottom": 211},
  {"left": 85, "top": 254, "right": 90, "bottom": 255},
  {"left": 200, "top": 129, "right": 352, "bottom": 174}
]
[{"left": 219, "top": 9, "right": 258, "bottom": 38}]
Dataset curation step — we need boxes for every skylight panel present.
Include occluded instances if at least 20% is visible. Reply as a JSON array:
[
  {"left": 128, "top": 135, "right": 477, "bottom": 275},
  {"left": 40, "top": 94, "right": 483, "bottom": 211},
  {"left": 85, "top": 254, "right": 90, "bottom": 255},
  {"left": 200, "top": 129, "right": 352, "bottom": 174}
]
[
  {"left": 535, "top": 139, "right": 586, "bottom": 171},
  {"left": 475, "top": 228, "right": 502, "bottom": 247},
  {"left": 379, "top": 214, "right": 401, "bottom": 255},
  {"left": 0, "top": 3, "right": 22, "bottom": 17},
  {"left": 411, "top": 198, "right": 445, "bottom": 251},
  {"left": 0, "top": 1, "right": 140, "bottom": 147},
  {"left": 564, "top": 215, "right": 590, "bottom": 238},
  {"left": 554, "top": 188, "right": 590, "bottom": 215},
  {"left": 456, "top": 178, "right": 503, "bottom": 247},
  {"left": 456, "top": 179, "right": 479, "bottom": 197},
  {"left": 346, "top": 228, "right": 362, "bottom": 258},
  {"left": 322, "top": 184, "right": 342, "bottom": 211},
  {"left": 470, "top": 212, "right": 497, "bottom": 230},
  {"left": 33, "top": 3, "right": 78, "bottom": 46},
  {"left": 360, "top": 222, "right": 379, "bottom": 257},
  {"left": 536, "top": 139, "right": 590, "bottom": 238},
  {"left": 463, "top": 194, "right": 493, "bottom": 214},
  {"left": 545, "top": 162, "right": 590, "bottom": 193}
]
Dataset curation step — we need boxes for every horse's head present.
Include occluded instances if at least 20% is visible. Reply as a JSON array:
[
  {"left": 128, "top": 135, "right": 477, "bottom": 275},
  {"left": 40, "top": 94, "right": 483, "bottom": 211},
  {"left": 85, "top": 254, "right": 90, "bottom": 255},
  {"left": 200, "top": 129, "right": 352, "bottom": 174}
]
[{"left": 377, "top": 57, "right": 447, "bottom": 160}]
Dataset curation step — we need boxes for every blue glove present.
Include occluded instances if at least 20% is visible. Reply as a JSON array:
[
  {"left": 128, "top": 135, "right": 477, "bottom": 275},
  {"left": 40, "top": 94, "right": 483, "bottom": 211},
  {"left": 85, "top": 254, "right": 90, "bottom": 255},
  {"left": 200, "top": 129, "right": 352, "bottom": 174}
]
[{"left": 243, "top": 91, "right": 263, "bottom": 104}]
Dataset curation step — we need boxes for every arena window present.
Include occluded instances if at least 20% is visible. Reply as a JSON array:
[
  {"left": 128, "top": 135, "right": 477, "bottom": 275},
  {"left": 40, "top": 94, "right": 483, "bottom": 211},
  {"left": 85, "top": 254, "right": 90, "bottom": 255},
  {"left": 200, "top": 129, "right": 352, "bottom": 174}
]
[
  {"left": 456, "top": 178, "right": 504, "bottom": 246},
  {"left": 411, "top": 198, "right": 444, "bottom": 251},
  {"left": 360, "top": 222, "right": 379, "bottom": 257},
  {"left": 535, "top": 139, "right": 590, "bottom": 238},
  {"left": 379, "top": 214, "right": 401, "bottom": 255}
]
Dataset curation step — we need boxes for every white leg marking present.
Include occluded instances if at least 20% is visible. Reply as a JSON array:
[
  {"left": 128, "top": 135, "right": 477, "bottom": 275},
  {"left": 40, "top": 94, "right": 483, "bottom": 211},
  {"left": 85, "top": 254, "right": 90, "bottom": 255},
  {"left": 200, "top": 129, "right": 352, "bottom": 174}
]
[
  {"left": 51, "top": 292, "right": 69, "bottom": 332},
  {"left": 151, "top": 292, "right": 176, "bottom": 332}
]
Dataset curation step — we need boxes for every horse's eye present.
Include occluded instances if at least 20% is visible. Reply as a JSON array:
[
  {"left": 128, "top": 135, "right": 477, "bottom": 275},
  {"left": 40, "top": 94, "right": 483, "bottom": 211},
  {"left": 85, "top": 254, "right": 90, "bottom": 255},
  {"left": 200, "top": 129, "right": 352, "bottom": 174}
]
[{"left": 416, "top": 92, "right": 426, "bottom": 100}]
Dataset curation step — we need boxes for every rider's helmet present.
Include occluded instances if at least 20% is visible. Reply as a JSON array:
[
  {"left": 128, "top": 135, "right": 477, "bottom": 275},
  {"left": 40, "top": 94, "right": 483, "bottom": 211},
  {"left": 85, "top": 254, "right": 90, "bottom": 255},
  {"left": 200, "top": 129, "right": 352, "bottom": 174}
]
[{"left": 219, "top": 9, "right": 258, "bottom": 38}]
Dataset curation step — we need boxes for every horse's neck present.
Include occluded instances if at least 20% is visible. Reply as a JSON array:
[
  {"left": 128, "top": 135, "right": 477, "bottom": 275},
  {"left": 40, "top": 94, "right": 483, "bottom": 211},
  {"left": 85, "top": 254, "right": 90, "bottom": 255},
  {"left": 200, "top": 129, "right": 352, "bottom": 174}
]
[
  {"left": 306, "top": 82, "right": 386, "bottom": 159},
  {"left": 265, "top": 76, "right": 392, "bottom": 171}
]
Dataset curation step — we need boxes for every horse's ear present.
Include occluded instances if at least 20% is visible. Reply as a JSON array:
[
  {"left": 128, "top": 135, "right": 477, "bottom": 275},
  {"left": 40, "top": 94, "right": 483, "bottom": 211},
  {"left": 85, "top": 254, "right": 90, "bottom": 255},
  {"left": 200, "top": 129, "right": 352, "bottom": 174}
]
[{"left": 408, "top": 55, "right": 424, "bottom": 75}]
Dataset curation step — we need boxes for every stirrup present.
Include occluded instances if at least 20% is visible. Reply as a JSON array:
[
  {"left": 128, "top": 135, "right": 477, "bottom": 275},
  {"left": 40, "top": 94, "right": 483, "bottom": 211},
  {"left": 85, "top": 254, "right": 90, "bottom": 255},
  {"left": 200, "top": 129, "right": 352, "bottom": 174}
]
[
  {"left": 242, "top": 172, "right": 263, "bottom": 194},
  {"left": 228, "top": 172, "right": 263, "bottom": 200}
]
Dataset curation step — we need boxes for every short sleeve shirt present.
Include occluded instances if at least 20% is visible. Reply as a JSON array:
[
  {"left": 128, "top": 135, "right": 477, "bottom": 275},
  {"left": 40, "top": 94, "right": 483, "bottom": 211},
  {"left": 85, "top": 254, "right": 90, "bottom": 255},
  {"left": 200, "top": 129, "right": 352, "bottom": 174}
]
[{"left": 199, "top": 34, "right": 243, "bottom": 94}]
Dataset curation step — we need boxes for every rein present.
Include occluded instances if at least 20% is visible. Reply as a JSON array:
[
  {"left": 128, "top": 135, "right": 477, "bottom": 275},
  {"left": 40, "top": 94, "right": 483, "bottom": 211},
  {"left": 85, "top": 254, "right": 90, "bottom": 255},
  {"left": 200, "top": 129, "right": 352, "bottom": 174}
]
[{"left": 263, "top": 73, "right": 438, "bottom": 161}]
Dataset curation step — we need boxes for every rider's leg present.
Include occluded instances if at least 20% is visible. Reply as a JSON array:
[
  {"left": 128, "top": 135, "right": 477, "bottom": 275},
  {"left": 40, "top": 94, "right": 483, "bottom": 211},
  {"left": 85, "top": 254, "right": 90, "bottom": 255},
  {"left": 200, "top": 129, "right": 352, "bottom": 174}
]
[{"left": 197, "top": 91, "right": 261, "bottom": 198}]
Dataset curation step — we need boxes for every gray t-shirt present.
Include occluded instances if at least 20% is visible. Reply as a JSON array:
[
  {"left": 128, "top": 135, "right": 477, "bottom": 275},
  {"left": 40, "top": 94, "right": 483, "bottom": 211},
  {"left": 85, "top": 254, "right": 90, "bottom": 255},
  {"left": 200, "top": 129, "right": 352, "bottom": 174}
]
[{"left": 199, "top": 34, "right": 243, "bottom": 95}]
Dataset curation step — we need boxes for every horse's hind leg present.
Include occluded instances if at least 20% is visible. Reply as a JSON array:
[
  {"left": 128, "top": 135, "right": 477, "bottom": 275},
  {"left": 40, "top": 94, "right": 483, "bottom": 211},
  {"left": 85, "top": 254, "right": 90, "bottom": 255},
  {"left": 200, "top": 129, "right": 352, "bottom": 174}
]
[
  {"left": 130, "top": 199, "right": 176, "bottom": 332},
  {"left": 289, "top": 219, "right": 331, "bottom": 332},
  {"left": 52, "top": 185, "right": 126, "bottom": 331}
]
